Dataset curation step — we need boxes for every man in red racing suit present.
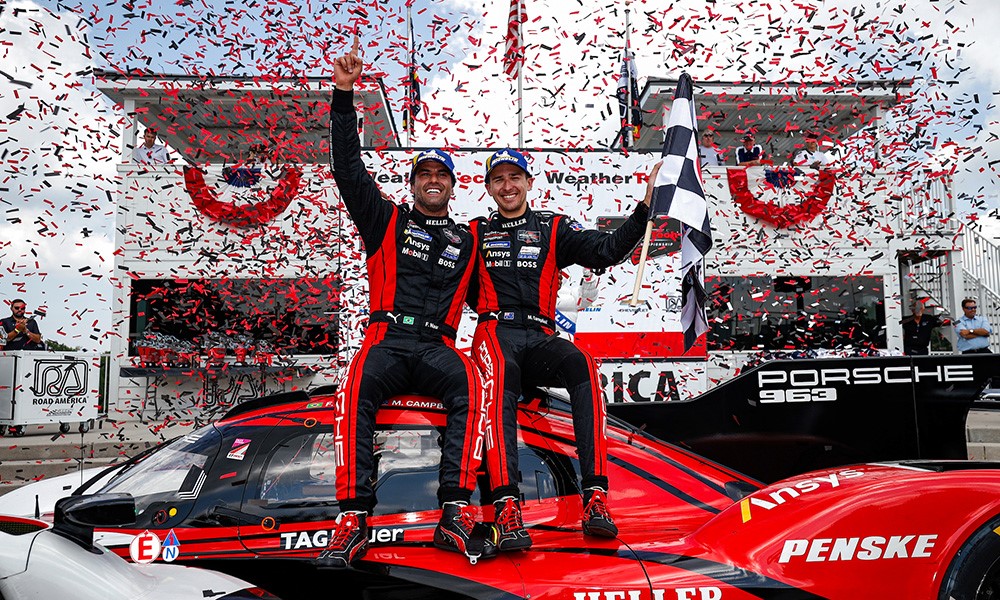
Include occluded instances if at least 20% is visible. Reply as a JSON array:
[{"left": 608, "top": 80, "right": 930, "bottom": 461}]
[
  {"left": 471, "top": 149, "right": 654, "bottom": 550},
  {"left": 318, "top": 37, "right": 495, "bottom": 568}
]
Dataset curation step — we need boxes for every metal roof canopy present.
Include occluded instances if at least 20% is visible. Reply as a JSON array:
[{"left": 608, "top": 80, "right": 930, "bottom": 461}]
[
  {"left": 96, "top": 71, "right": 401, "bottom": 164},
  {"left": 629, "top": 79, "right": 912, "bottom": 163}
]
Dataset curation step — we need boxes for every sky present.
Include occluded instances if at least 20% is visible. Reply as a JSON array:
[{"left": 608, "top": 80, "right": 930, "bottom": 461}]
[{"left": 1, "top": 0, "right": 999, "bottom": 351}]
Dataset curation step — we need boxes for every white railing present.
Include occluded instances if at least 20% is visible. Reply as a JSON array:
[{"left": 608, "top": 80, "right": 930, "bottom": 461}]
[
  {"left": 962, "top": 227, "right": 1000, "bottom": 352},
  {"left": 908, "top": 253, "right": 955, "bottom": 317},
  {"left": 900, "top": 175, "right": 957, "bottom": 234},
  {"left": 965, "top": 228, "right": 1000, "bottom": 300}
]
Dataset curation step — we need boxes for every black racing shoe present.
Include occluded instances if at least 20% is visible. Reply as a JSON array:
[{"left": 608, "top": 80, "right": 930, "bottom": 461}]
[
  {"left": 581, "top": 488, "right": 618, "bottom": 538},
  {"left": 433, "top": 502, "right": 498, "bottom": 564},
  {"left": 492, "top": 496, "right": 532, "bottom": 551},
  {"left": 315, "top": 511, "right": 369, "bottom": 569}
]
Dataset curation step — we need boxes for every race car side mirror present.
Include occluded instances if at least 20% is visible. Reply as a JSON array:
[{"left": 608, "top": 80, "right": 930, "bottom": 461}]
[{"left": 52, "top": 493, "right": 136, "bottom": 552}]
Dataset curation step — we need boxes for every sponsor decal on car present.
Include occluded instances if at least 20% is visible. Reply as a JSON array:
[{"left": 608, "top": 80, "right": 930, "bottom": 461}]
[
  {"left": 573, "top": 588, "right": 721, "bottom": 600},
  {"left": 161, "top": 529, "right": 181, "bottom": 562},
  {"left": 740, "top": 469, "right": 864, "bottom": 523},
  {"left": 755, "top": 364, "right": 975, "bottom": 403},
  {"left": 778, "top": 534, "right": 937, "bottom": 563},
  {"left": 228, "top": 438, "right": 252, "bottom": 460},
  {"left": 129, "top": 530, "right": 162, "bottom": 564},
  {"left": 279, "top": 527, "right": 405, "bottom": 550}
]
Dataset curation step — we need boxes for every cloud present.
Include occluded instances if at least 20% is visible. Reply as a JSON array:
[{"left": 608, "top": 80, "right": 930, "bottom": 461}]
[{"left": 0, "top": 1, "right": 119, "bottom": 350}]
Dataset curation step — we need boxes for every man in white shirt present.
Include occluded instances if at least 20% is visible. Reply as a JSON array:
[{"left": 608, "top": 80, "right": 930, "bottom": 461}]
[
  {"left": 793, "top": 132, "right": 830, "bottom": 169},
  {"left": 698, "top": 131, "right": 723, "bottom": 169},
  {"left": 555, "top": 268, "right": 599, "bottom": 340},
  {"left": 132, "top": 128, "right": 169, "bottom": 164}
]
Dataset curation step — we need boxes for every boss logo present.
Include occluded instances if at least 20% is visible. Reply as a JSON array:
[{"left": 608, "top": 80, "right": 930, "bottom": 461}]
[{"left": 31, "top": 359, "right": 88, "bottom": 398}]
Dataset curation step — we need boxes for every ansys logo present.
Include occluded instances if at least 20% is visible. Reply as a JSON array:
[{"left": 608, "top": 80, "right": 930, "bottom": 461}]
[{"left": 31, "top": 359, "right": 88, "bottom": 397}]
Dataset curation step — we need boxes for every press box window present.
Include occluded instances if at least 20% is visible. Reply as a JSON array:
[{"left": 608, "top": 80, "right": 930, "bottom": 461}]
[
  {"left": 128, "top": 277, "right": 340, "bottom": 355},
  {"left": 706, "top": 275, "right": 886, "bottom": 351}
]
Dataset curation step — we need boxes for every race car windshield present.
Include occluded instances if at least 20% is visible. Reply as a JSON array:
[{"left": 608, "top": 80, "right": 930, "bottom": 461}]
[{"left": 96, "top": 426, "right": 221, "bottom": 518}]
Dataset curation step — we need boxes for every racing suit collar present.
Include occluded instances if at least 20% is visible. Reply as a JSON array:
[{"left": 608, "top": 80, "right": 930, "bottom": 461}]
[
  {"left": 409, "top": 208, "right": 454, "bottom": 228},
  {"left": 492, "top": 206, "right": 532, "bottom": 229}
]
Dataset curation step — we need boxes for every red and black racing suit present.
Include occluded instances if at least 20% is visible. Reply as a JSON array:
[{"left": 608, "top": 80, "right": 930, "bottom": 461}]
[
  {"left": 330, "top": 88, "right": 485, "bottom": 513},
  {"left": 471, "top": 204, "right": 648, "bottom": 499}
]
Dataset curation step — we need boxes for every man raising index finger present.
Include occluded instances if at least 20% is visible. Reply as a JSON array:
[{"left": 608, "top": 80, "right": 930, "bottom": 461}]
[{"left": 318, "top": 34, "right": 496, "bottom": 568}]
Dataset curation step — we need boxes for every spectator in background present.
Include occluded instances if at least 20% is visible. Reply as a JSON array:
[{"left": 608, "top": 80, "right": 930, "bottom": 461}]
[
  {"left": 132, "top": 127, "right": 169, "bottom": 164},
  {"left": 901, "top": 298, "right": 943, "bottom": 355},
  {"left": 955, "top": 298, "right": 993, "bottom": 354},
  {"left": 736, "top": 133, "right": 765, "bottom": 166},
  {"left": 698, "top": 131, "right": 723, "bottom": 169},
  {"left": 792, "top": 132, "right": 831, "bottom": 169},
  {"left": 1, "top": 299, "right": 44, "bottom": 350},
  {"left": 555, "top": 268, "right": 600, "bottom": 341}
]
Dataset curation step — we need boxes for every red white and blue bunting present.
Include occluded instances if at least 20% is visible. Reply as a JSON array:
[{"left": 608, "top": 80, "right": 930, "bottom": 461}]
[
  {"left": 183, "top": 165, "right": 303, "bottom": 228},
  {"left": 727, "top": 166, "right": 836, "bottom": 228}
]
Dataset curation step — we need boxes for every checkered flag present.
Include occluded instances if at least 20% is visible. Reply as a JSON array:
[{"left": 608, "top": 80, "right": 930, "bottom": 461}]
[{"left": 649, "top": 72, "right": 713, "bottom": 352}]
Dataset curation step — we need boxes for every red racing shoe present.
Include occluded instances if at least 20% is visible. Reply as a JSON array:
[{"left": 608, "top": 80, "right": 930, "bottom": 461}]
[
  {"left": 492, "top": 496, "right": 532, "bottom": 550},
  {"left": 581, "top": 487, "right": 618, "bottom": 538},
  {"left": 315, "top": 511, "right": 369, "bottom": 569},
  {"left": 433, "top": 501, "right": 498, "bottom": 564}
]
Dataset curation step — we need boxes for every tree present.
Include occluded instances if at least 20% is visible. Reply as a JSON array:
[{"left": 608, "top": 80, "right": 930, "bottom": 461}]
[{"left": 45, "top": 339, "right": 81, "bottom": 352}]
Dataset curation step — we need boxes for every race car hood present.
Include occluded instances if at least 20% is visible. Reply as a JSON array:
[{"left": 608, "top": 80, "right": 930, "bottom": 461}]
[
  {"left": 698, "top": 461, "right": 1000, "bottom": 539},
  {"left": 662, "top": 461, "right": 1000, "bottom": 596},
  {"left": 0, "top": 515, "right": 47, "bottom": 577}
]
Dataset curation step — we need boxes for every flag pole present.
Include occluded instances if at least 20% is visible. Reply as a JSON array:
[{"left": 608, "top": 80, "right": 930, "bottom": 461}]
[
  {"left": 626, "top": 0, "right": 646, "bottom": 306},
  {"left": 516, "top": 0, "right": 523, "bottom": 144},
  {"left": 623, "top": 1, "right": 631, "bottom": 150},
  {"left": 629, "top": 220, "right": 654, "bottom": 306},
  {"left": 406, "top": 2, "right": 413, "bottom": 147}
]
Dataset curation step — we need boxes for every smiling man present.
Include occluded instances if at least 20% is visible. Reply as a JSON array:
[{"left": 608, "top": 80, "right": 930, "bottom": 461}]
[
  {"left": 2, "top": 299, "right": 44, "bottom": 350},
  {"left": 470, "top": 149, "right": 654, "bottom": 550},
  {"left": 320, "top": 36, "right": 494, "bottom": 567}
]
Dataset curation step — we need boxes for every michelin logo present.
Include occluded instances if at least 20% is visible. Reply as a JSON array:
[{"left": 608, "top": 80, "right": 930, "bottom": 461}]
[{"left": 405, "top": 226, "right": 433, "bottom": 242}]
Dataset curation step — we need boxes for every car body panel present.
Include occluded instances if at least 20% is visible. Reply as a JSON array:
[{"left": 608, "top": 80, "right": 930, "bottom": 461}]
[
  {"left": 6, "top": 390, "right": 1000, "bottom": 599},
  {"left": 0, "top": 513, "right": 278, "bottom": 600},
  {"left": 607, "top": 354, "right": 1000, "bottom": 483}
]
